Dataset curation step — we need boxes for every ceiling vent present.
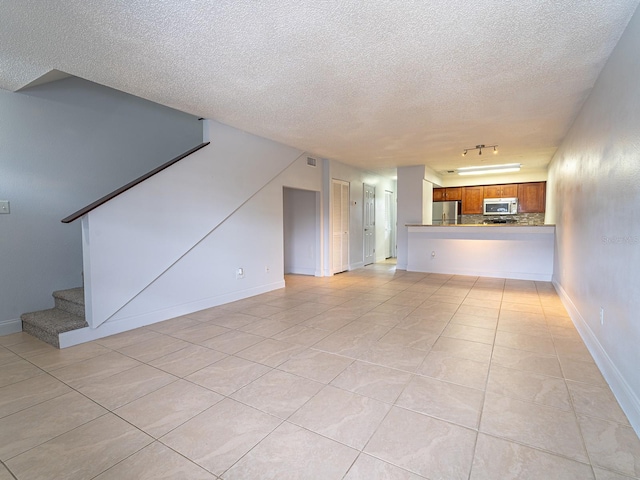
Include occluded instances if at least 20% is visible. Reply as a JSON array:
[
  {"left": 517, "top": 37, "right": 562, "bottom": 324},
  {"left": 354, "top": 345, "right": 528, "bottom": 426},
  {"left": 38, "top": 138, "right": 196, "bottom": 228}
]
[{"left": 306, "top": 157, "right": 317, "bottom": 167}]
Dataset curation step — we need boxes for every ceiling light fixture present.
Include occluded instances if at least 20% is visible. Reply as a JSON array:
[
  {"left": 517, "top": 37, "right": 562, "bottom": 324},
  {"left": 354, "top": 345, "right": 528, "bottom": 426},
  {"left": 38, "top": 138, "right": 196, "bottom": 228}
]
[
  {"left": 462, "top": 144, "right": 498, "bottom": 156},
  {"left": 457, "top": 163, "right": 521, "bottom": 176}
]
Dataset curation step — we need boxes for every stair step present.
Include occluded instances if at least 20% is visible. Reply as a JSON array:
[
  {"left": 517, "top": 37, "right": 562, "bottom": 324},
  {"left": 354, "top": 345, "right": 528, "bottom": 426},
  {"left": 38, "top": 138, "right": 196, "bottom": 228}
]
[
  {"left": 53, "top": 287, "right": 85, "bottom": 318},
  {"left": 21, "top": 308, "right": 88, "bottom": 349}
]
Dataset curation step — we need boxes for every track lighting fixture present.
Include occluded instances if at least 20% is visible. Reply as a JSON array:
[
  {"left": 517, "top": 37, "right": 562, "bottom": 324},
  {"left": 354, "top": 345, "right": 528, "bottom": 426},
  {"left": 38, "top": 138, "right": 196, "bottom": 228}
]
[{"left": 462, "top": 144, "right": 498, "bottom": 156}]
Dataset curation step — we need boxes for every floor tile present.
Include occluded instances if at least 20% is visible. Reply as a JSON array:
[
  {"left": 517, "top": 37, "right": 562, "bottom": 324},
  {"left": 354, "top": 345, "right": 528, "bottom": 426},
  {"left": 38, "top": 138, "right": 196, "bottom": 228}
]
[
  {"left": 94, "top": 328, "right": 162, "bottom": 350},
  {"left": 313, "top": 332, "right": 378, "bottom": 358},
  {"left": 289, "top": 385, "right": 390, "bottom": 449},
  {"left": 494, "top": 330, "right": 556, "bottom": 355},
  {"left": 235, "top": 338, "right": 306, "bottom": 367},
  {"left": 593, "top": 467, "right": 639, "bottom": 479},
  {"left": 148, "top": 344, "right": 227, "bottom": 377},
  {"left": 223, "top": 422, "right": 358, "bottom": 480},
  {"left": 115, "top": 379, "right": 223, "bottom": 438},
  {"left": 417, "top": 351, "right": 489, "bottom": 390},
  {"left": 449, "top": 313, "right": 498, "bottom": 329},
  {"left": 470, "top": 433, "right": 595, "bottom": 480},
  {"left": 145, "top": 316, "right": 202, "bottom": 335},
  {"left": 442, "top": 323, "right": 496, "bottom": 344},
  {"left": 567, "top": 381, "right": 630, "bottom": 424},
  {"left": 396, "top": 375, "right": 484, "bottom": 428},
  {"left": 231, "top": 369, "right": 323, "bottom": 418},
  {"left": 169, "top": 322, "right": 230, "bottom": 343},
  {"left": 0, "top": 374, "right": 71, "bottom": 418},
  {"left": 238, "top": 318, "right": 292, "bottom": 337},
  {"left": 0, "top": 347, "right": 20, "bottom": 367},
  {"left": 94, "top": 441, "right": 216, "bottom": 479},
  {"left": 491, "top": 345, "right": 562, "bottom": 377},
  {"left": 0, "top": 391, "right": 106, "bottom": 460},
  {"left": 430, "top": 336, "right": 493, "bottom": 363},
  {"left": 0, "top": 359, "right": 44, "bottom": 388},
  {"left": 357, "top": 341, "right": 427, "bottom": 372},
  {"left": 0, "top": 464, "right": 11, "bottom": 480},
  {"left": 578, "top": 414, "right": 640, "bottom": 477},
  {"left": 365, "top": 406, "right": 476, "bottom": 480},
  {"left": 208, "top": 313, "right": 258, "bottom": 329},
  {"left": 49, "top": 351, "right": 142, "bottom": 388},
  {"left": 26, "top": 342, "right": 112, "bottom": 371},
  {"left": 161, "top": 398, "right": 280, "bottom": 476},
  {"left": 343, "top": 454, "right": 426, "bottom": 479},
  {"left": 278, "top": 349, "right": 353, "bottom": 383},
  {"left": 486, "top": 364, "right": 571, "bottom": 410},
  {"left": 480, "top": 392, "right": 588, "bottom": 462},
  {"left": 75, "top": 364, "right": 177, "bottom": 410},
  {"left": 331, "top": 360, "right": 413, "bottom": 403},
  {"left": 272, "top": 324, "right": 329, "bottom": 346},
  {"left": 377, "top": 327, "right": 437, "bottom": 351},
  {"left": 186, "top": 355, "right": 270, "bottom": 395},
  {"left": 198, "top": 330, "right": 264, "bottom": 354},
  {"left": 560, "top": 357, "right": 607, "bottom": 386},
  {"left": 457, "top": 304, "right": 500, "bottom": 319},
  {"left": 6, "top": 413, "right": 152, "bottom": 480},
  {"left": 116, "top": 334, "right": 190, "bottom": 363},
  {"left": 6, "top": 337, "right": 55, "bottom": 357}
]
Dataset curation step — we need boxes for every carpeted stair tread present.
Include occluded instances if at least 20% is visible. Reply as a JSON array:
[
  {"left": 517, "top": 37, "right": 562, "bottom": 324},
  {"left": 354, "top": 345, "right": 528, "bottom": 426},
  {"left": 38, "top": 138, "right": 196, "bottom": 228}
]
[
  {"left": 53, "top": 287, "right": 85, "bottom": 318},
  {"left": 21, "top": 308, "right": 88, "bottom": 335}
]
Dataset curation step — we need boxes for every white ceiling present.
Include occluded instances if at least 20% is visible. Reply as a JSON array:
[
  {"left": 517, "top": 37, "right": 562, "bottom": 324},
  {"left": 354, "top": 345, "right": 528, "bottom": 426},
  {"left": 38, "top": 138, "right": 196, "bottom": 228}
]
[{"left": 2, "top": 1, "right": 638, "bottom": 175}]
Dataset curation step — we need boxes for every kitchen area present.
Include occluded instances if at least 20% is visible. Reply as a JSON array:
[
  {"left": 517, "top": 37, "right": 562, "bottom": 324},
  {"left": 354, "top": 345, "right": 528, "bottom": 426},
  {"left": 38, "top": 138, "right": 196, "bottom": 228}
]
[{"left": 407, "top": 181, "right": 555, "bottom": 281}]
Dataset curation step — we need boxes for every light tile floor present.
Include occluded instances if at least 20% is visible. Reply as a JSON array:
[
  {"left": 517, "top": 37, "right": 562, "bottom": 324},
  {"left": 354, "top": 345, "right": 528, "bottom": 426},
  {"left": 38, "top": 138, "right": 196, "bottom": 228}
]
[{"left": 1, "top": 263, "right": 639, "bottom": 479}]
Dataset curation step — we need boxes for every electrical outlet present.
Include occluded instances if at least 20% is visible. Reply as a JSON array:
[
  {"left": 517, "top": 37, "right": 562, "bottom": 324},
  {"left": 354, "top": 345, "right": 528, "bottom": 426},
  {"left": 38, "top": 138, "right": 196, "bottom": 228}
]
[
  {"left": 0, "top": 200, "right": 9, "bottom": 214},
  {"left": 236, "top": 267, "right": 244, "bottom": 279},
  {"left": 600, "top": 307, "right": 604, "bottom": 325}
]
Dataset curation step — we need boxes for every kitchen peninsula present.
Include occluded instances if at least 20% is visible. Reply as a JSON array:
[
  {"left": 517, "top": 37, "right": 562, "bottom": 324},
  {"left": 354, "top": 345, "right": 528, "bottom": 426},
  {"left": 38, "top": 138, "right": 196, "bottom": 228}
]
[{"left": 406, "top": 224, "right": 555, "bottom": 281}]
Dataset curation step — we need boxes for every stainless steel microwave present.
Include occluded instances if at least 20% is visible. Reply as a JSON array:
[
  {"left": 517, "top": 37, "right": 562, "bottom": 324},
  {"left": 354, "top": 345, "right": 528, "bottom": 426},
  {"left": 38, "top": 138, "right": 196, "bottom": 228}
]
[{"left": 483, "top": 197, "right": 518, "bottom": 215}]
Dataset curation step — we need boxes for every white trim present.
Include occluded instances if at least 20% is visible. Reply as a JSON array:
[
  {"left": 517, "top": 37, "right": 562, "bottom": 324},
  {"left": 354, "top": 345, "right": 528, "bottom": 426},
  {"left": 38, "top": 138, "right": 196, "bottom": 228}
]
[
  {"left": 553, "top": 279, "right": 640, "bottom": 437},
  {"left": 59, "top": 280, "right": 285, "bottom": 348},
  {"left": 0, "top": 318, "right": 22, "bottom": 336},
  {"left": 349, "top": 261, "right": 364, "bottom": 271},
  {"left": 407, "top": 265, "right": 552, "bottom": 282},
  {"left": 285, "top": 267, "right": 316, "bottom": 276}
]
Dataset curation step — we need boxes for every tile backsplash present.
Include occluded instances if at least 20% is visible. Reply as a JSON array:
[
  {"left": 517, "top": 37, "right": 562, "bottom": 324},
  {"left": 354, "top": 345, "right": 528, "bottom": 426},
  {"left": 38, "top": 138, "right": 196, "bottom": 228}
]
[{"left": 461, "top": 212, "right": 546, "bottom": 225}]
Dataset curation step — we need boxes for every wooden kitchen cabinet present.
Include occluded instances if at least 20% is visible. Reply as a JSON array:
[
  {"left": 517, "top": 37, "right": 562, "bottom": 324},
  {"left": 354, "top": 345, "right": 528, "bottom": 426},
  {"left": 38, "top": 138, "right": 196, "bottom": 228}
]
[
  {"left": 462, "top": 186, "right": 484, "bottom": 214},
  {"left": 433, "top": 187, "right": 462, "bottom": 201},
  {"left": 484, "top": 184, "right": 518, "bottom": 198},
  {"left": 518, "top": 182, "right": 546, "bottom": 213}
]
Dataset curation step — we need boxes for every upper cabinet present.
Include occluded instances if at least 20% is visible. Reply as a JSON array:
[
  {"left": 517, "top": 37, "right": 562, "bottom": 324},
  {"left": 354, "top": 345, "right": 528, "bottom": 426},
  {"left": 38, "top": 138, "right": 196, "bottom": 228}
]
[
  {"left": 518, "top": 182, "right": 546, "bottom": 213},
  {"left": 483, "top": 184, "right": 518, "bottom": 198},
  {"left": 433, "top": 187, "right": 462, "bottom": 201},
  {"left": 461, "top": 186, "right": 484, "bottom": 214}
]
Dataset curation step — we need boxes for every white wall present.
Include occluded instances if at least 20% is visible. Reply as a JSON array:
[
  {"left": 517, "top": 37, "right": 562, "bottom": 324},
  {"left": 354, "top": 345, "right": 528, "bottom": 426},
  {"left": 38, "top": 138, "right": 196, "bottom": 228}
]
[
  {"left": 396, "top": 165, "right": 427, "bottom": 270},
  {"left": 284, "top": 187, "right": 320, "bottom": 275},
  {"left": 63, "top": 120, "right": 323, "bottom": 345},
  {"left": 326, "top": 161, "right": 397, "bottom": 270},
  {"left": 547, "top": 5, "right": 640, "bottom": 434},
  {"left": 0, "top": 77, "right": 201, "bottom": 335}
]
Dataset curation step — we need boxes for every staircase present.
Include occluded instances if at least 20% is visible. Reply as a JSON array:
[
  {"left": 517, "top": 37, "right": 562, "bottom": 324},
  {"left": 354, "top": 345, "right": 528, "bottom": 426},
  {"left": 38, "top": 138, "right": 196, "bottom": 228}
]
[{"left": 21, "top": 288, "right": 87, "bottom": 348}]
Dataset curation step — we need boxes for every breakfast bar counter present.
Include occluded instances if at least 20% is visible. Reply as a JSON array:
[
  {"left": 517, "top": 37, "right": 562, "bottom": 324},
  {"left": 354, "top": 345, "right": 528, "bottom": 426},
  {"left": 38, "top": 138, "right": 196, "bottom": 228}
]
[{"left": 406, "top": 224, "right": 555, "bottom": 281}]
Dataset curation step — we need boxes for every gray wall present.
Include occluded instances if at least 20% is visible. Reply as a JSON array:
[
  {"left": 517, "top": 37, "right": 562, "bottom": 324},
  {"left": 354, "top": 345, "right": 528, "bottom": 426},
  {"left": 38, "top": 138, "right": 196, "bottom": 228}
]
[
  {"left": 547, "top": 5, "right": 640, "bottom": 433},
  {"left": 0, "top": 77, "right": 202, "bottom": 332}
]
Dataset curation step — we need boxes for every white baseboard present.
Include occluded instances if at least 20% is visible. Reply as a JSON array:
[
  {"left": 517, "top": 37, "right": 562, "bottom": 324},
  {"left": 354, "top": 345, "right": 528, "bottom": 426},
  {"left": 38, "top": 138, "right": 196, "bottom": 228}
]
[
  {"left": 59, "top": 280, "right": 285, "bottom": 348},
  {"left": 407, "top": 264, "right": 552, "bottom": 282},
  {"left": 285, "top": 267, "right": 316, "bottom": 276},
  {"left": 0, "top": 318, "right": 22, "bottom": 336},
  {"left": 553, "top": 279, "right": 640, "bottom": 437}
]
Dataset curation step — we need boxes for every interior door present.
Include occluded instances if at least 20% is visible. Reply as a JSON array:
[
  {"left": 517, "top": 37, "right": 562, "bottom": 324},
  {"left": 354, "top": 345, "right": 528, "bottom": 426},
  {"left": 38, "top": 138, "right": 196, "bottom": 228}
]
[
  {"left": 332, "top": 179, "right": 350, "bottom": 273},
  {"left": 363, "top": 184, "right": 375, "bottom": 266}
]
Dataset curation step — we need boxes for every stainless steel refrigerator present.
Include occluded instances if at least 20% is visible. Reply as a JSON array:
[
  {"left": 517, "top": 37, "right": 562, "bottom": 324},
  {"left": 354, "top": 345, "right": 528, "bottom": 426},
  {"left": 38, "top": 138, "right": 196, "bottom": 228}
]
[{"left": 432, "top": 201, "right": 461, "bottom": 225}]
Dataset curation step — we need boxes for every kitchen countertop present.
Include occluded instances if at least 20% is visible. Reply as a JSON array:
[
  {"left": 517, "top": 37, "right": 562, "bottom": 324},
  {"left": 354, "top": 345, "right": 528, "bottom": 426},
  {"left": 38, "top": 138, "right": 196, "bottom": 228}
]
[{"left": 406, "top": 223, "right": 554, "bottom": 227}]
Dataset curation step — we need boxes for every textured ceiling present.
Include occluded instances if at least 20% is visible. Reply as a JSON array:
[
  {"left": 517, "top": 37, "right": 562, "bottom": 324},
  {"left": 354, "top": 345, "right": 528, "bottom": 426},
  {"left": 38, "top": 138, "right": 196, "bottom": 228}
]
[{"left": 1, "top": 1, "right": 638, "bottom": 175}]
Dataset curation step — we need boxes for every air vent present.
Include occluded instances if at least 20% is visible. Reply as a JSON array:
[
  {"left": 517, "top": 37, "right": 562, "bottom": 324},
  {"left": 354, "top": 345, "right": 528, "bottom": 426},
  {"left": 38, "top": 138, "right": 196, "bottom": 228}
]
[{"left": 306, "top": 157, "right": 317, "bottom": 167}]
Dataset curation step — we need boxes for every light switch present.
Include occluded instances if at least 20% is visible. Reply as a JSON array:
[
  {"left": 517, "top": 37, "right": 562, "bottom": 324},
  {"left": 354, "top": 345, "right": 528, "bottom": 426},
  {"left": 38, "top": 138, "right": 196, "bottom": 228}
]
[{"left": 0, "top": 200, "right": 9, "bottom": 214}]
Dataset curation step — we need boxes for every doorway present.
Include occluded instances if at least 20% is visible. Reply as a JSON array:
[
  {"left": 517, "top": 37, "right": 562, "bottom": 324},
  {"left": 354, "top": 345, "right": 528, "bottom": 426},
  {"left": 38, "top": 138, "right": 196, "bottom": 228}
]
[{"left": 283, "top": 187, "right": 320, "bottom": 276}]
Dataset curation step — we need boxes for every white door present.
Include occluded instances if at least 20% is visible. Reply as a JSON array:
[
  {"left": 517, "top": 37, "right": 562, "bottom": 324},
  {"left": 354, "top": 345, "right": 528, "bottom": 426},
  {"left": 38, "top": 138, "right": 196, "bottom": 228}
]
[
  {"left": 363, "top": 184, "right": 375, "bottom": 266},
  {"left": 332, "top": 179, "right": 349, "bottom": 273},
  {"left": 384, "top": 190, "right": 394, "bottom": 258}
]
